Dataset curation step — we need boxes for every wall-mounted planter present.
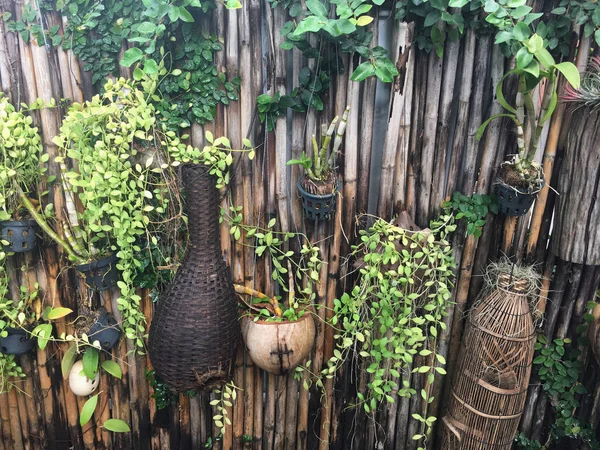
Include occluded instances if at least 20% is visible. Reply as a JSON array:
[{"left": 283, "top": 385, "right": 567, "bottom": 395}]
[
  {"left": 493, "top": 178, "right": 544, "bottom": 217},
  {"left": 297, "top": 178, "right": 340, "bottom": 221},
  {"left": 69, "top": 360, "right": 100, "bottom": 396},
  {"left": 0, "top": 327, "right": 35, "bottom": 356},
  {"left": 75, "top": 253, "right": 120, "bottom": 292},
  {"left": 241, "top": 312, "right": 315, "bottom": 375},
  {"left": 87, "top": 308, "right": 121, "bottom": 351},
  {"left": 0, "top": 220, "right": 38, "bottom": 253}
]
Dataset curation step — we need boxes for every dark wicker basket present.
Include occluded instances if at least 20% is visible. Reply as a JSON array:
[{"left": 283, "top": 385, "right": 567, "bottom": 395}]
[{"left": 148, "top": 164, "right": 240, "bottom": 392}]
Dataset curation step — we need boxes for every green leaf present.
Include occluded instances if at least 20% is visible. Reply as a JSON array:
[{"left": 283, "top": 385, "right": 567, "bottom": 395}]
[
  {"left": 80, "top": 394, "right": 99, "bottom": 426},
  {"left": 120, "top": 47, "right": 144, "bottom": 67},
  {"left": 101, "top": 360, "right": 123, "bottom": 379},
  {"left": 554, "top": 62, "right": 581, "bottom": 89},
  {"left": 449, "top": 0, "right": 469, "bottom": 6},
  {"left": 533, "top": 47, "right": 555, "bottom": 69},
  {"left": 293, "top": 16, "right": 325, "bottom": 35},
  {"left": 46, "top": 307, "right": 73, "bottom": 320},
  {"left": 424, "top": 10, "right": 442, "bottom": 28},
  {"left": 133, "top": 68, "right": 144, "bottom": 81},
  {"left": 62, "top": 344, "right": 78, "bottom": 377},
  {"left": 350, "top": 61, "right": 376, "bottom": 82},
  {"left": 103, "top": 419, "right": 131, "bottom": 433},
  {"left": 143, "top": 59, "right": 159, "bottom": 75},
  {"left": 136, "top": 22, "right": 157, "bottom": 34},
  {"left": 513, "top": 22, "right": 531, "bottom": 41},
  {"left": 82, "top": 347, "right": 99, "bottom": 380},
  {"left": 516, "top": 47, "right": 533, "bottom": 70},
  {"left": 495, "top": 70, "right": 519, "bottom": 115},
  {"left": 476, "top": 114, "right": 519, "bottom": 141},
  {"left": 306, "top": 0, "right": 327, "bottom": 18},
  {"left": 178, "top": 7, "right": 194, "bottom": 22}
]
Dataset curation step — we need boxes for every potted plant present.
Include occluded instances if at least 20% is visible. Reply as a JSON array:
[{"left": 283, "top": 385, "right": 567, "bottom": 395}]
[
  {"left": 0, "top": 95, "right": 49, "bottom": 253},
  {"left": 287, "top": 106, "right": 350, "bottom": 221},
  {"left": 477, "top": 33, "right": 580, "bottom": 216},
  {"left": 226, "top": 214, "right": 320, "bottom": 375}
]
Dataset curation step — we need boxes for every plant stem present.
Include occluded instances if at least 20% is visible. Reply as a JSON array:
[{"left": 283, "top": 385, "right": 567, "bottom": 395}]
[
  {"left": 17, "top": 191, "right": 81, "bottom": 261},
  {"left": 320, "top": 116, "right": 338, "bottom": 176},
  {"left": 521, "top": 76, "right": 537, "bottom": 164},
  {"left": 312, "top": 134, "right": 320, "bottom": 180},
  {"left": 527, "top": 75, "right": 555, "bottom": 163},
  {"left": 328, "top": 105, "right": 350, "bottom": 168}
]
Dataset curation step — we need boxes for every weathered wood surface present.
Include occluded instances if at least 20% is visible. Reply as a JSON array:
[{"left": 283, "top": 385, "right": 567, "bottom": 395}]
[{"left": 552, "top": 107, "right": 600, "bottom": 264}]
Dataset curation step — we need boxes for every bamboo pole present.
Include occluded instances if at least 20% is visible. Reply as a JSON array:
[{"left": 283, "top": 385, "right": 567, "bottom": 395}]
[
  {"left": 7, "top": 387, "right": 24, "bottom": 450},
  {"left": 430, "top": 35, "right": 460, "bottom": 215},
  {"left": 0, "top": 0, "right": 24, "bottom": 105},
  {"left": 378, "top": 23, "right": 412, "bottom": 218},
  {"left": 417, "top": 31, "right": 444, "bottom": 225},
  {"left": 445, "top": 29, "right": 476, "bottom": 198},
  {"left": 0, "top": 394, "right": 11, "bottom": 449},
  {"left": 357, "top": 18, "right": 378, "bottom": 216}
]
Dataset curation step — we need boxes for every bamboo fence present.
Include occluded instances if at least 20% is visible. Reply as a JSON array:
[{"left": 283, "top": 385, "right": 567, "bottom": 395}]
[{"left": 0, "top": 1, "right": 599, "bottom": 450}]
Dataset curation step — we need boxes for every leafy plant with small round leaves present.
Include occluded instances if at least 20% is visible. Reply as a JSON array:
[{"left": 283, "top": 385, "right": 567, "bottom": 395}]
[
  {"left": 442, "top": 192, "right": 497, "bottom": 238},
  {"left": 0, "top": 353, "right": 24, "bottom": 395},
  {"left": 210, "top": 381, "right": 239, "bottom": 435},
  {"left": 295, "top": 212, "right": 456, "bottom": 448}
]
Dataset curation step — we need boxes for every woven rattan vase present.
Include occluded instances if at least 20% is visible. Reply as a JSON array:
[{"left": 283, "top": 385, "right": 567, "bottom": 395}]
[
  {"left": 148, "top": 164, "right": 240, "bottom": 392},
  {"left": 442, "top": 273, "right": 535, "bottom": 449}
]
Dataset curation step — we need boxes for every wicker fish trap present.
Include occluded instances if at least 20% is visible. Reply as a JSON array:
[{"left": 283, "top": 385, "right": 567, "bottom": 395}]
[
  {"left": 442, "top": 273, "right": 535, "bottom": 449},
  {"left": 148, "top": 164, "right": 241, "bottom": 392}
]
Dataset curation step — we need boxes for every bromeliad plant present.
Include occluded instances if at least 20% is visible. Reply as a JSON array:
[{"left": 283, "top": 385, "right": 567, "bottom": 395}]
[
  {"left": 296, "top": 211, "right": 456, "bottom": 447},
  {"left": 477, "top": 32, "right": 580, "bottom": 213},
  {"left": 563, "top": 55, "right": 600, "bottom": 110}
]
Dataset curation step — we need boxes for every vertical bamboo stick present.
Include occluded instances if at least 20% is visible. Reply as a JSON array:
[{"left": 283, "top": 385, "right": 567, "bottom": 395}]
[
  {"left": 417, "top": 33, "right": 444, "bottom": 225},
  {"left": 7, "top": 387, "right": 24, "bottom": 450},
  {"left": 0, "top": 394, "right": 11, "bottom": 449},
  {"left": 357, "top": 18, "right": 378, "bottom": 215},
  {"left": 378, "top": 23, "right": 412, "bottom": 217},
  {"left": 430, "top": 35, "right": 460, "bottom": 214}
]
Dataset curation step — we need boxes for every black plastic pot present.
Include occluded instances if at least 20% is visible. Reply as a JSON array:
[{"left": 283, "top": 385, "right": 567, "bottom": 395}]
[
  {"left": 75, "top": 253, "right": 120, "bottom": 292},
  {"left": 493, "top": 178, "right": 544, "bottom": 217},
  {"left": 297, "top": 179, "right": 340, "bottom": 221},
  {"left": 87, "top": 308, "right": 121, "bottom": 351},
  {"left": 0, "top": 327, "right": 35, "bottom": 356},
  {"left": 0, "top": 220, "right": 37, "bottom": 253}
]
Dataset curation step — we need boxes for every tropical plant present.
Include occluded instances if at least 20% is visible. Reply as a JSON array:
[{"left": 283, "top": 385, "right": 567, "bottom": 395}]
[
  {"left": 477, "top": 31, "right": 580, "bottom": 190},
  {"left": 286, "top": 106, "right": 350, "bottom": 193},
  {"left": 442, "top": 192, "right": 498, "bottom": 238},
  {"left": 0, "top": 95, "right": 50, "bottom": 222},
  {"left": 563, "top": 55, "right": 600, "bottom": 110},
  {"left": 295, "top": 210, "right": 456, "bottom": 448}
]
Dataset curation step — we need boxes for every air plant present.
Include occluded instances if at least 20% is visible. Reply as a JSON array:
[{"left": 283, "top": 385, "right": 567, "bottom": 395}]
[
  {"left": 562, "top": 56, "right": 600, "bottom": 110},
  {"left": 287, "top": 106, "right": 350, "bottom": 195}
]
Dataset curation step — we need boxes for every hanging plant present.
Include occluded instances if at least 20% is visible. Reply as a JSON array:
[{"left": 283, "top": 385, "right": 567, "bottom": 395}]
[
  {"left": 295, "top": 211, "right": 456, "bottom": 447},
  {"left": 287, "top": 106, "right": 350, "bottom": 221},
  {"left": 477, "top": 32, "right": 580, "bottom": 216}
]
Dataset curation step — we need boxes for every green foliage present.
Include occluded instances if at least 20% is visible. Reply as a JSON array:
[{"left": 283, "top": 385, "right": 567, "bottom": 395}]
[
  {"left": 515, "top": 322, "right": 600, "bottom": 449},
  {"left": 210, "top": 381, "right": 238, "bottom": 435},
  {"left": 296, "top": 212, "right": 456, "bottom": 447},
  {"left": 442, "top": 192, "right": 497, "bottom": 238},
  {"left": 0, "top": 95, "right": 49, "bottom": 221},
  {"left": 0, "top": 353, "right": 25, "bottom": 394},
  {"left": 146, "top": 368, "right": 196, "bottom": 410}
]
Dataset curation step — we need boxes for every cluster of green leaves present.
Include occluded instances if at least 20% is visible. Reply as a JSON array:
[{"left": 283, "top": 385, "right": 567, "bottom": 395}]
[
  {"left": 442, "top": 192, "right": 497, "bottom": 238},
  {"left": 551, "top": 1, "right": 600, "bottom": 48},
  {"left": 146, "top": 368, "right": 179, "bottom": 410},
  {"left": 0, "top": 95, "right": 50, "bottom": 221},
  {"left": 0, "top": 353, "right": 24, "bottom": 394},
  {"left": 6, "top": 0, "right": 241, "bottom": 129},
  {"left": 61, "top": 344, "right": 130, "bottom": 432},
  {"left": 210, "top": 381, "right": 238, "bottom": 435},
  {"left": 297, "top": 213, "right": 456, "bottom": 449},
  {"left": 516, "top": 322, "right": 600, "bottom": 449}
]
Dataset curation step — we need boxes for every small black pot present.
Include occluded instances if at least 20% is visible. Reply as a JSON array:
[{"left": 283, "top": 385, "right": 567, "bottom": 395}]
[
  {"left": 493, "top": 178, "right": 544, "bottom": 217},
  {"left": 87, "top": 308, "right": 121, "bottom": 351},
  {"left": 0, "top": 327, "right": 35, "bottom": 356},
  {"left": 0, "top": 220, "right": 37, "bottom": 253},
  {"left": 75, "top": 253, "right": 120, "bottom": 292},
  {"left": 297, "top": 179, "right": 340, "bottom": 221}
]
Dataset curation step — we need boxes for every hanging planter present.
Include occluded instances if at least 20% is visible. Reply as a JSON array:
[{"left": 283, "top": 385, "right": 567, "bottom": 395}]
[
  {"left": 148, "top": 164, "right": 240, "bottom": 392},
  {"left": 0, "top": 327, "right": 35, "bottom": 356},
  {"left": 492, "top": 161, "right": 544, "bottom": 217},
  {"left": 288, "top": 106, "right": 350, "bottom": 222},
  {"left": 69, "top": 360, "right": 100, "bottom": 396},
  {"left": 75, "top": 253, "right": 120, "bottom": 292},
  {"left": 75, "top": 307, "right": 121, "bottom": 351},
  {"left": 0, "top": 220, "right": 38, "bottom": 253},
  {"left": 297, "top": 177, "right": 341, "bottom": 221},
  {"left": 241, "top": 312, "right": 315, "bottom": 375}
]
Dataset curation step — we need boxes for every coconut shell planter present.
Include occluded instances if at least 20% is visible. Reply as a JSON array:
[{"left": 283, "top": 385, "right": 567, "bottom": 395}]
[
  {"left": 75, "top": 253, "right": 120, "bottom": 292},
  {"left": 297, "top": 177, "right": 341, "bottom": 221},
  {"left": 241, "top": 311, "right": 316, "bottom": 375},
  {"left": 0, "top": 220, "right": 38, "bottom": 253},
  {"left": 0, "top": 327, "right": 35, "bottom": 356},
  {"left": 493, "top": 163, "right": 544, "bottom": 217}
]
